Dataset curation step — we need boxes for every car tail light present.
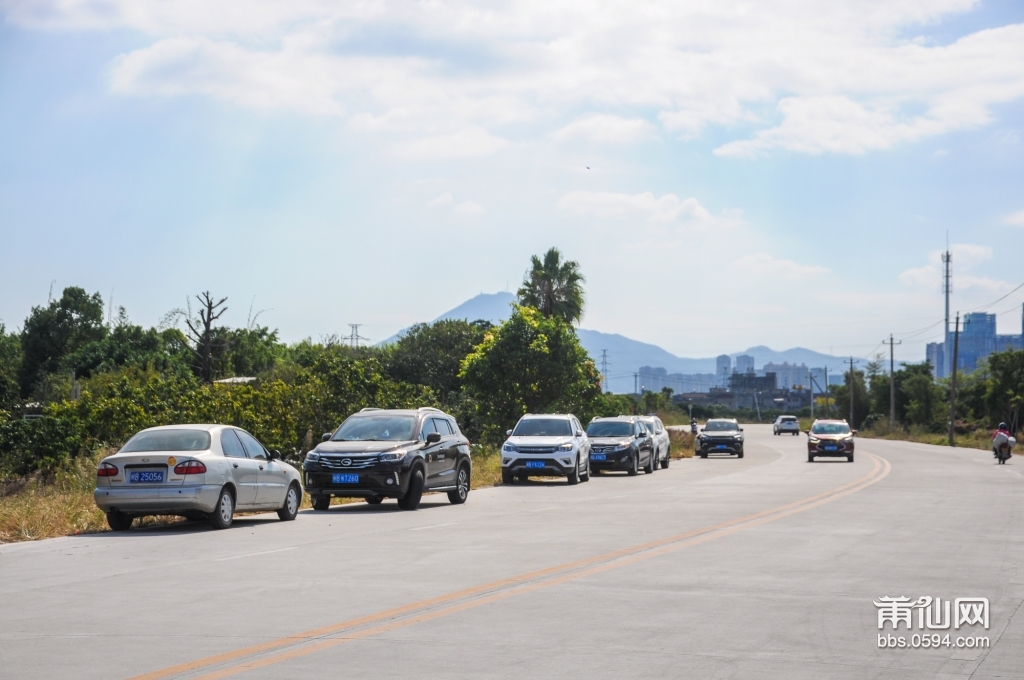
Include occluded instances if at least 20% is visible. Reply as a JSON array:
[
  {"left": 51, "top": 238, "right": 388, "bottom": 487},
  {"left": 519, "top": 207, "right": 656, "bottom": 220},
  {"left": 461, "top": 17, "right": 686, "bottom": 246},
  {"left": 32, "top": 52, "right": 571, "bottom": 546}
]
[
  {"left": 174, "top": 460, "right": 207, "bottom": 475},
  {"left": 97, "top": 462, "right": 118, "bottom": 477}
]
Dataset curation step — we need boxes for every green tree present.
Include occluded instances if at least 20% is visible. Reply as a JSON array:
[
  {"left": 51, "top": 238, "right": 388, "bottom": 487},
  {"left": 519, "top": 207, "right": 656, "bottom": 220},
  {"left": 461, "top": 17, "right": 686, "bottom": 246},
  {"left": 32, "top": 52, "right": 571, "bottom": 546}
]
[
  {"left": 985, "top": 349, "right": 1024, "bottom": 434},
  {"left": 18, "top": 287, "right": 107, "bottom": 397},
  {"left": 215, "top": 326, "right": 282, "bottom": 378},
  {"left": 832, "top": 370, "right": 870, "bottom": 428},
  {"left": 0, "top": 323, "right": 22, "bottom": 411},
  {"left": 516, "top": 247, "right": 586, "bottom": 324},
  {"left": 60, "top": 310, "right": 190, "bottom": 378},
  {"left": 460, "top": 305, "right": 601, "bottom": 443},
  {"left": 384, "top": 319, "right": 491, "bottom": 406}
]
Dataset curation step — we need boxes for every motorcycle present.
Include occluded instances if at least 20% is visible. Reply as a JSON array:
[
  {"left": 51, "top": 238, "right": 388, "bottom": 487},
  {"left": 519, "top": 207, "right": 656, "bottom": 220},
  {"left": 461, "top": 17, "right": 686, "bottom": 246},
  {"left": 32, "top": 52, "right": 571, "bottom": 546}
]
[{"left": 993, "top": 431, "right": 1016, "bottom": 465}]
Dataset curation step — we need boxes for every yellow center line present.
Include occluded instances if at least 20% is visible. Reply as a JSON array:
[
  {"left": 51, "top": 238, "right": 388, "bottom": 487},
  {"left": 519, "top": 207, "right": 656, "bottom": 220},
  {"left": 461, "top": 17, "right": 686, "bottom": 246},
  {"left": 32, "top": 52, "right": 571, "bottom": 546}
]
[{"left": 130, "top": 452, "right": 891, "bottom": 680}]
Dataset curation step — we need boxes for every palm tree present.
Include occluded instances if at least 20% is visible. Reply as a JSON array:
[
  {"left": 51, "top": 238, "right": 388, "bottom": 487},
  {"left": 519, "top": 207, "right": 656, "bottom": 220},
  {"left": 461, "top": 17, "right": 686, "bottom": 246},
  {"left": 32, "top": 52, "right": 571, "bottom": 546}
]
[{"left": 516, "top": 247, "right": 585, "bottom": 324}]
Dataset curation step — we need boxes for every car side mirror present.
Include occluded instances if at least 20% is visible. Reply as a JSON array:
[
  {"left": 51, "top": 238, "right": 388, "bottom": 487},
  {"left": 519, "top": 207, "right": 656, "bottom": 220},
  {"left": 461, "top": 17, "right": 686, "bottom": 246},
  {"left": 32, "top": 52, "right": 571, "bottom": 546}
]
[
  {"left": 803, "top": 429, "right": 810, "bottom": 435},
  {"left": 506, "top": 429, "right": 513, "bottom": 436},
  {"left": 739, "top": 428, "right": 744, "bottom": 432},
  {"left": 426, "top": 432, "right": 442, "bottom": 444},
  {"left": 268, "top": 450, "right": 280, "bottom": 460},
  {"left": 852, "top": 430, "right": 858, "bottom": 436},
  {"left": 322, "top": 433, "right": 332, "bottom": 442}
]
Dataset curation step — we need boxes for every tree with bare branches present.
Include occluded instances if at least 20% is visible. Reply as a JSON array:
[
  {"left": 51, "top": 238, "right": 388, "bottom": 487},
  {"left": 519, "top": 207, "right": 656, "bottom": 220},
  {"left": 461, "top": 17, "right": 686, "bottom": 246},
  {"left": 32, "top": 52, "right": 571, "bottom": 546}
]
[{"left": 183, "top": 292, "right": 228, "bottom": 383}]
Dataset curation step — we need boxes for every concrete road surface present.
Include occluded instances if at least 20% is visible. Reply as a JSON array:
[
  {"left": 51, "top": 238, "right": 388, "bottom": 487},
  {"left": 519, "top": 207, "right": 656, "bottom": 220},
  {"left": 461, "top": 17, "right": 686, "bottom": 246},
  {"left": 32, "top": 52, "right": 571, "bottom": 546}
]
[{"left": 2, "top": 425, "right": 1022, "bottom": 679}]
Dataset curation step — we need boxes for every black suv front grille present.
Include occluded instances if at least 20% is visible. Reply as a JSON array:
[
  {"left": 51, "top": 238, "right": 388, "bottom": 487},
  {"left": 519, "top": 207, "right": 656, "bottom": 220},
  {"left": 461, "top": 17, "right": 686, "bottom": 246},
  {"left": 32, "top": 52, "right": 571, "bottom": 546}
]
[{"left": 318, "top": 455, "right": 379, "bottom": 470}]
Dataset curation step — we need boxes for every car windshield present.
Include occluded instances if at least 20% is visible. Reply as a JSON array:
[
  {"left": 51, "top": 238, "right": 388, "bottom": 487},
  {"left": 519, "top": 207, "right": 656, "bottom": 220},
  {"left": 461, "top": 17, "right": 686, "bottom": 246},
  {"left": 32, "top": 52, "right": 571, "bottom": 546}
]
[
  {"left": 121, "top": 430, "right": 211, "bottom": 452},
  {"left": 513, "top": 418, "right": 572, "bottom": 436},
  {"left": 586, "top": 421, "right": 632, "bottom": 437},
  {"left": 332, "top": 415, "right": 417, "bottom": 441},
  {"left": 704, "top": 421, "right": 739, "bottom": 432},
  {"left": 811, "top": 422, "right": 851, "bottom": 435}
]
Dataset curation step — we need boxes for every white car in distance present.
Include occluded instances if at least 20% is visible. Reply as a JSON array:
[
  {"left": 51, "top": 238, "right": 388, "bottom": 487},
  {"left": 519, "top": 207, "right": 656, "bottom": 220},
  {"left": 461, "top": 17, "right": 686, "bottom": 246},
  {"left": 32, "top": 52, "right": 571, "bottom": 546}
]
[
  {"left": 773, "top": 415, "right": 801, "bottom": 435},
  {"left": 501, "top": 414, "right": 591, "bottom": 485},
  {"left": 638, "top": 415, "right": 671, "bottom": 469},
  {"left": 94, "top": 424, "right": 303, "bottom": 531}
]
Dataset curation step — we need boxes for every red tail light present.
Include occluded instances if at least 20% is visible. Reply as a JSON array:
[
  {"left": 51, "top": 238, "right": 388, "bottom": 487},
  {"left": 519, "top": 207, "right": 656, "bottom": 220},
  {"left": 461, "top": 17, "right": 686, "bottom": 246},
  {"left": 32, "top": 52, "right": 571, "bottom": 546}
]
[
  {"left": 97, "top": 462, "right": 118, "bottom": 477},
  {"left": 174, "top": 460, "right": 207, "bottom": 475}
]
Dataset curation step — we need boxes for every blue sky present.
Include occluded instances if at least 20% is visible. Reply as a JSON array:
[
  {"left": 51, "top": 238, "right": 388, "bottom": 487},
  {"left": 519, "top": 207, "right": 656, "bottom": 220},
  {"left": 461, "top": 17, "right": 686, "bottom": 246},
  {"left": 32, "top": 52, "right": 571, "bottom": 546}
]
[{"left": 2, "top": 0, "right": 1023, "bottom": 365}]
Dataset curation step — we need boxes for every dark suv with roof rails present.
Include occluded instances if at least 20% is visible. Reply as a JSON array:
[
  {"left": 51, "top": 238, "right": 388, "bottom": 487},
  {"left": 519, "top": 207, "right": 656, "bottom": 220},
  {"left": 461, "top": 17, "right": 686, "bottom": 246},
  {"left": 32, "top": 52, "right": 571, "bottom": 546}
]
[
  {"left": 303, "top": 407, "right": 471, "bottom": 511},
  {"left": 586, "top": 416, "right": 657, "bottom": 475}
]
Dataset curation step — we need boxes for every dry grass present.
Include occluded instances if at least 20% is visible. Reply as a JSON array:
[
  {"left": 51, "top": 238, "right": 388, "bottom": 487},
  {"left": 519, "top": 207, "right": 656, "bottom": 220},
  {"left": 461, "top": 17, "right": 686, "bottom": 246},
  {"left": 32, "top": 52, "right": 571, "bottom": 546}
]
[
  {"left": 668, "top": 429, "right": 695, "bottom": 458},
  {"left": 470, "top": 445, "right": 503, "bottom": 488},
  {"left": 857, "top": 422, "right": 1013, "bottom": 454}
]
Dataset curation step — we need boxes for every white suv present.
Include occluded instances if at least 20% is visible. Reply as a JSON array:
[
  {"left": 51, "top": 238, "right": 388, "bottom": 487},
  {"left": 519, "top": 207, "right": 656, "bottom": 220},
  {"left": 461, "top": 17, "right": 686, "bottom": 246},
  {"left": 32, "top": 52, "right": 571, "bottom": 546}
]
[
  {"left": 773, "top": 415, "right": 800, "bottom": 435},
  {"left": 501, "top": 414, "right": 591, "bottom": 485},
  {"left": 638, "top": 416, "right": 671, "bottom": 469}
]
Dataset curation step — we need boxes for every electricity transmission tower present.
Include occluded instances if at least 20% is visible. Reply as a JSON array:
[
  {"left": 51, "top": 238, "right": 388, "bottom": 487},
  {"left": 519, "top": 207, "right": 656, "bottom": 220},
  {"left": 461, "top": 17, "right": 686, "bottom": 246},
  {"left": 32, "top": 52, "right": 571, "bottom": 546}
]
[{"left": 347, "top": 324, "right": 370, "bottom": 349}]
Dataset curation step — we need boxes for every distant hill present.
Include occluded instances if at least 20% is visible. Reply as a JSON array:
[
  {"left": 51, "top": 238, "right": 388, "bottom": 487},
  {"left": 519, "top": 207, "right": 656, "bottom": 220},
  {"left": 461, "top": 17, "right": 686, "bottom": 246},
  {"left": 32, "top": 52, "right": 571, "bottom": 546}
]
[{"left": 380, "top": 292, "right": 846, "bottom": 393}]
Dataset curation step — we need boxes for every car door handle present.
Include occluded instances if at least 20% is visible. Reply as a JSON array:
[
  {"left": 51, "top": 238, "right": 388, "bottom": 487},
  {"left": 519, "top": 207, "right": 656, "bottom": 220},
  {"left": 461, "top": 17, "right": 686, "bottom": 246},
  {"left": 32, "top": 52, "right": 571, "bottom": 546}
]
[
  {"left": 233, "top": 463, "right": 239, "bottom": 468},
  {"left": 259, "top": 465, "right": 265, "bottom": 470}
]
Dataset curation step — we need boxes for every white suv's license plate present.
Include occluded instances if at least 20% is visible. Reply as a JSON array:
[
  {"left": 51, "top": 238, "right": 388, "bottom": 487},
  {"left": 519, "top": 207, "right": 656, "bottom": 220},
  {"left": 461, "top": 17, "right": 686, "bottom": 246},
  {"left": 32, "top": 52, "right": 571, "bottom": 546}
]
[
  {"left": 332, "top": 473, "right": 359, "bottom": 484},
  {"left": 526, "top": 461, "right": 545, "bottom": 469}
]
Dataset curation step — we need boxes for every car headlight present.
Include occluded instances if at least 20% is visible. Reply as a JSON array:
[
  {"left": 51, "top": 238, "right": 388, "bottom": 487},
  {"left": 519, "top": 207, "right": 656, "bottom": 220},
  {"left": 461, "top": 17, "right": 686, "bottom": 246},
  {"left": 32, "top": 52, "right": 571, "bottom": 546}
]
[
  {"left": 733, "top": 435, "right": 743, "bottom": 440},
  {"left": 808, "top": 437, "right": 820, "bottom": 444},
  {"left": 558, "top": 443, "right": 573, "bottom": 451},
  {"left": 614, "top": 443, "right": 630, "bottom": 452},
  {"left": 502, "top": 443, "right": 518, "bottom": 453},
  {"left": 378, "top": 451, "right": 407, "bottom": 462},
  {"left": 842, "top": 437, "right": 853, "bottom": 444},
  {"left": 305, "top": 451, "right": 320, "bottom": 462}
]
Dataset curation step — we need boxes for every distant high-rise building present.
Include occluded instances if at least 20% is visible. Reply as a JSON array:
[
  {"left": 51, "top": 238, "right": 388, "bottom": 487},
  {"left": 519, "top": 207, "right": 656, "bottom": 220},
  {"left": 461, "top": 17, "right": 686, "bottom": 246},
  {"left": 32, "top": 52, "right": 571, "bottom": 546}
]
[
  {"left": 762, "top": 362, "right": 810, "bottom": 389},
  {"left": 716, "top": 355, "right": 731, "bottom": 386},
  {"left": 734, "top": 354, "right": 755, "bottom": 374},
  {"left": 926, "top": 342, "right": 944, "bottom": 377},
  {"left": 925, "top": 304, "right": 1023, "bottom": 374}
]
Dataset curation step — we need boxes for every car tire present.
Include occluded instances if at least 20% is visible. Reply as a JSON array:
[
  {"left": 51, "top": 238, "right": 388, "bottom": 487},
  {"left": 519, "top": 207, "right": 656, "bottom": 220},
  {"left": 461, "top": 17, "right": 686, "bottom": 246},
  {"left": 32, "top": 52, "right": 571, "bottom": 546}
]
[
  {"left": 628, "top": 455, "right": 639, "bottom": 476},
  {"left": 366, "top": 495, "right": 384, "bottom": 505},
  {"left": 501, "top": 469, "right": 514, "bottom": 485},
  {"left": 567, "top": 460, "right": 580, "bottom": 485},
  {"left": 847, "top": 454, "right": 854, "bottom": 463},
  {"left": 661, "top": 456, "right": 670, "bottom": 469},
  {"left": 398, "top": 469, "right": 424, "bottom": 510},
  {"left": 312, "top": 494, "right": 331, "bottom": 511},
  {"left": 807, "top": 453, "right": 815, "bottom": 463},
  {"left": 737, "top": 450, "right": 744, "bottom": 459},
  {"left": 447, "top": 464, "right": 470, "bottom": 504},
  {"left": 277, "top": 483, "right": 301, "bottom": 521},
  {"left": 644, "top": 450, "right": 655, "bottom": 474},
  {"left": 581, "top": 459, "right": 591, "bottom": 482},
  {"left": 699, "top": 451, "right": 708, "bottom": 459},
  {"left": 106, "top": 510, "right": 133, "bottom": 531},
  {"left": 209, "top": 487, "right": 235, "bottom": 530}
]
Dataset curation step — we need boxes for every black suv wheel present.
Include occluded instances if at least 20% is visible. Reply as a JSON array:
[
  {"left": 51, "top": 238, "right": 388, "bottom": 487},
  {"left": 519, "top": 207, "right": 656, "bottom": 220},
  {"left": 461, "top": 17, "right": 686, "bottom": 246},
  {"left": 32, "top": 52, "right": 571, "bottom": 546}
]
[
  {"left": 448, "top": 464, "right": 470, "bottom": 504},
  {"left": 398, "top": 469, "right": 424, "bottom": 510}
]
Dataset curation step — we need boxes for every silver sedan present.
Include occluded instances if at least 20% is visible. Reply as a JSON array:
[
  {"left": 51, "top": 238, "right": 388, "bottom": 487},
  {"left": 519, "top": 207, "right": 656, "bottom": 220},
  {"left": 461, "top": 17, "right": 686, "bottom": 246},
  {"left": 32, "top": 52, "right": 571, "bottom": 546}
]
[{"left": 94, "top": 424, "right": 302, "bottom": 531}]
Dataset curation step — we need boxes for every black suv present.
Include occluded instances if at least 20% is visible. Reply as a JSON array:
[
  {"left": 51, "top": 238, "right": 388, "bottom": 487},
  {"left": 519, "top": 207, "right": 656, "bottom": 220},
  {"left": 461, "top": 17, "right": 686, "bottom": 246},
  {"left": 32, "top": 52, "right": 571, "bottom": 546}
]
[
  {"left": 696, "top": 418, "right": 744, "bottom": 458},
  {"left": 303, "top": 407, "right": 471, "bottom": 511},
  {"left": 585, "top": 416, "right": 657, "bottom": 475}
]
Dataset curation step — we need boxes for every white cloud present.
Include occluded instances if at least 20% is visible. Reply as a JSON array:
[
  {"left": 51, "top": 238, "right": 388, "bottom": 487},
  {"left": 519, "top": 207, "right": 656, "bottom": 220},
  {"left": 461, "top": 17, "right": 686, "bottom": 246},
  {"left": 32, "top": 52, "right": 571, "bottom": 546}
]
[
  {"left": 1003, "top": 209, "right": 1024, "bottom": 227},
  {"left": 395, "top": 127, "right": 512, "bottom": 160},
  {"left": 427, "top": 193, "right": 453, "bottom": 208},
  {"left": 730, "top": 253, "right": 830, "bottom": 279},
  {"left": 8, "top": 0, "right": 1023, "bottom": 157},
  {"left": 453, "top": 201, "right": 485, "bottom": 216},
  {"left": 899, "top": 243, "right": 1000, "bottom": 290},
  {"left": 550, "top": 114, "right": 656, "bottom": 144},
  {"left": 556, "top": 191, "right": 742, "bottom": 232}
]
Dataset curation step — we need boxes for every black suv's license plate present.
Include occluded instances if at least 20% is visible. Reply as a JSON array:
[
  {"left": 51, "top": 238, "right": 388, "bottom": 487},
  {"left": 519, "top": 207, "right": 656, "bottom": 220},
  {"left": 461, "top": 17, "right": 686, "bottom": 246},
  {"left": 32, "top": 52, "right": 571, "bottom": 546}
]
[{"left": 332, "top": 473, "right": 359, "bottom": 484}]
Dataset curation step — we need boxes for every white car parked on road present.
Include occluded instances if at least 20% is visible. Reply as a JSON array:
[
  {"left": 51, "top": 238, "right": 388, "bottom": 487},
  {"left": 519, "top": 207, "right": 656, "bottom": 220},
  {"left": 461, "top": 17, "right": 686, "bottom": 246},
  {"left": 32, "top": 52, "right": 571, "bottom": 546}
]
[
  {"left": 638, "top": 415, "right": 671, "bottom": 469},
  {"left": 501, "top": 414, "right": 590, "bottom": 485},
  {"left": 94, "top": 424, "right": 302, "bottom": 531},
  {"left": 773, "top": 415, "right": 801, "bottom": 435}
]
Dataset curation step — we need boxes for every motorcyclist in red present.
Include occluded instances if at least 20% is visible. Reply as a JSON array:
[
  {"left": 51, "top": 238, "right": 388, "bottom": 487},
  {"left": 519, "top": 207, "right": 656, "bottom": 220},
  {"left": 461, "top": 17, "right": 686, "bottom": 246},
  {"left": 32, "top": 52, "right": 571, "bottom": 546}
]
[{"left": 992, "top": 422, "right": 1013, "bottom": 464}]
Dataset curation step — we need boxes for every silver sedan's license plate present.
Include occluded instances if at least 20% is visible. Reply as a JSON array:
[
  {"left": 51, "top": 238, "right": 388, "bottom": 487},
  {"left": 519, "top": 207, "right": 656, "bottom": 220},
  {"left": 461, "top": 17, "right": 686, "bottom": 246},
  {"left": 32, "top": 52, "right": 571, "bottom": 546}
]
[
  {"left": 129, "top": 471, "right": 164, "bottom": 483},
  {"left": 591, "top": 454, "right": 606, "bottom": 461},
  {"left": 332, "top": 473, "right": 359, "bottom": 484}
]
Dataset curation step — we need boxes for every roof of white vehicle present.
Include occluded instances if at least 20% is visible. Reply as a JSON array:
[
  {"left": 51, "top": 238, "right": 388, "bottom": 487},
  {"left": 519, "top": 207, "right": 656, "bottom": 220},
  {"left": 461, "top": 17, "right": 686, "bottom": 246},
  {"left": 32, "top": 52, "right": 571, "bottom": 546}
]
[
  {"left": 520, "top": 413, "right": 572, "bottom": 419},
  {"left": 139, "top": 424, "right": 229, "bottom": 432}
]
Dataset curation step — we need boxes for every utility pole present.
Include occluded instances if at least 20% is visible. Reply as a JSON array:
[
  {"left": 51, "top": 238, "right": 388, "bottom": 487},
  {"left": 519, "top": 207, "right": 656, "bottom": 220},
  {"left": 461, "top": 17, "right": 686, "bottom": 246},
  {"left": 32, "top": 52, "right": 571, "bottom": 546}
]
[
  {"left": 824, "top": 366, "right": 830, "bottom": 418},
  {"left": 599, "top": 350, "right": 609, "bottom": 393},
  {"left": 347, "top": 324, "right": 369, "bottom": 349},
  {"left": 634, "top": 372, "right": 638, "bottom": 396},
  {"left": 883, "top": 335, "right": 901, "bottom": 428},
  {"left": 948, "top": 313, "right": 961, "bottom": 447},
  {"left": 848, "top": 357, "right": 860, "bottom": 425},
  {"left": 808, "top": 371, "right": 815, "bottom": 419},
  {"left": 942, "top": 244, "right": 952, "bottom": 377}
]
